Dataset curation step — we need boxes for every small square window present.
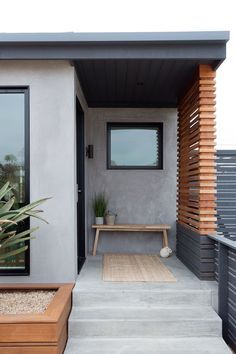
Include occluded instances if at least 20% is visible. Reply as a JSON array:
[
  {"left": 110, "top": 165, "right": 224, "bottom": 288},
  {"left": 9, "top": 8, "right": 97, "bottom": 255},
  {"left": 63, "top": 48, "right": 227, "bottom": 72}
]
[{"left": 107, "top": 123, "right": 163, "bottom": 169}]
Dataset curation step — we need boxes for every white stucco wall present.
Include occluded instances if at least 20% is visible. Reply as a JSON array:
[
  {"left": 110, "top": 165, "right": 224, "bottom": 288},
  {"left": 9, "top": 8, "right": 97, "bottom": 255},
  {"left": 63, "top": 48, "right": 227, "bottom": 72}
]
[
  {"left": 86, "top": 108, "right": 177, "bottom": 253},
  {"left": 0, "top": 60, "right": 78, "bottom": 283}
]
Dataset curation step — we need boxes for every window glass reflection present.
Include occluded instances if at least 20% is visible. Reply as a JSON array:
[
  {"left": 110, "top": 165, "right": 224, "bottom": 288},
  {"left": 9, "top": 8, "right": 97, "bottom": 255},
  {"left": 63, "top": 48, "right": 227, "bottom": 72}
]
[
  {"left": 0, "top": 92, "right": 26, "bottom": 270},
  {"left": 108, "top": 124, "right": 162, "bottom": 169}
]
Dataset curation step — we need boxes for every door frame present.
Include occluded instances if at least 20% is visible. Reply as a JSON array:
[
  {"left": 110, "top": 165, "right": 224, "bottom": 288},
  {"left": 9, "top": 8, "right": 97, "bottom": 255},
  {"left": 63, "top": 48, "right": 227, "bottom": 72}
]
[{"left": 76, "top": 97, "right": 86, "bottom": 273}]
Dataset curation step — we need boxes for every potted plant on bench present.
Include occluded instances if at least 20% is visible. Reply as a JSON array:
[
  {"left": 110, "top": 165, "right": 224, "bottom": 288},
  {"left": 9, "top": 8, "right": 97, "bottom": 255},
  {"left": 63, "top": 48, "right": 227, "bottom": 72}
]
[
  {"left": 105, "top": 210, "right": 117, "bottom": 225},
  {"left": 92, "top": 192, "right": 108, "bottom": 225}
]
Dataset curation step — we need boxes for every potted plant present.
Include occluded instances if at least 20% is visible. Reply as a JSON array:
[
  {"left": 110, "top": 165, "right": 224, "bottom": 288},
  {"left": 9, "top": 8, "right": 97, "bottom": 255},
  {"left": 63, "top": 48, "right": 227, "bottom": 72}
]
[
  {"left": 92, "top": 193, "right": 107, "bottom": 225},
  {"left": 105, "top": 210, "right": 117, "bottom": 225}
]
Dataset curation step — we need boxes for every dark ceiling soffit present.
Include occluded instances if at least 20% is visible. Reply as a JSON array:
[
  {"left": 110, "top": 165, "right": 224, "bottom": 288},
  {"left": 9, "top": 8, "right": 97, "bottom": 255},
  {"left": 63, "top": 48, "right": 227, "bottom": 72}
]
[
  {"left": 0, "top": 43, "right": 226, "bottom": 64},
  {"left": 0, "top": 31, "right": 230, "bottom": 44},
  {"left": 85, "top": 102, "right": 179, "bottom": 108}
]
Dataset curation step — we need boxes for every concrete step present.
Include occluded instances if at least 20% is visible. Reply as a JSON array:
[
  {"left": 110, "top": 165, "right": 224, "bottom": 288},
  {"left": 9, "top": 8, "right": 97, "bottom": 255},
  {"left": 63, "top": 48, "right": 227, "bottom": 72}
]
[
  {"left": 68, "top": 306, "right": 221, "bottom": 338},
  {"left": 65, "top": 337, "right": 232, "bottom": 354},
  {"left": 73, "top": 289, "right": 212, "bottom": 307}
]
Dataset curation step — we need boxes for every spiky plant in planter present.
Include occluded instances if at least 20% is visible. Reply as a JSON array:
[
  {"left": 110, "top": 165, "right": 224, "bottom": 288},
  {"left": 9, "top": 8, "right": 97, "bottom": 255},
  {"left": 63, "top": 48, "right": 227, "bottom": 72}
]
[
  {"left": 92, "top": 192, "right": 108, "bottom": 225},
  {"left": 0, "top": 182, "right": 48, "bottom": 260}
]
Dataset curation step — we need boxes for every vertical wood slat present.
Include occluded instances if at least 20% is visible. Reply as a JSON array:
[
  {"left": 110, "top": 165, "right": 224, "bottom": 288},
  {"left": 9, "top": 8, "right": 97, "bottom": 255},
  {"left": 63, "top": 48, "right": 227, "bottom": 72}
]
[{"left": 177, "top": 64, "right": 217, "bottom": 235}]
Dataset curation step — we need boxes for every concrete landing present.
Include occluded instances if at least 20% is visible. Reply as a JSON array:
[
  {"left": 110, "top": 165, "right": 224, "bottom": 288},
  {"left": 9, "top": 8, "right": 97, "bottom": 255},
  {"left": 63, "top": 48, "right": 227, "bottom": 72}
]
[{"left": 65, "top": 255, "right": 230, "bottom": 354}]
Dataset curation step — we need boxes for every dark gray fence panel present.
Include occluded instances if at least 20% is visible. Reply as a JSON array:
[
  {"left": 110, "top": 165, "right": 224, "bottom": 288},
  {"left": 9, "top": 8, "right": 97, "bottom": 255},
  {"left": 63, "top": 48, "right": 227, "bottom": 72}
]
[
  {"left": 216, "top": 150, "right": 236, "bottom": 279},
  {"left": 214, "top": 150, "right": 236, "bottom": 351},
  {"left": 217, "top": 150, "right": 236, "bottom": 240},
  {"left": 176, "top": 223, "right": 215, "bottom": 280},
  {"left": 212, "top": 238, "right": 236, "bottom": 352}
]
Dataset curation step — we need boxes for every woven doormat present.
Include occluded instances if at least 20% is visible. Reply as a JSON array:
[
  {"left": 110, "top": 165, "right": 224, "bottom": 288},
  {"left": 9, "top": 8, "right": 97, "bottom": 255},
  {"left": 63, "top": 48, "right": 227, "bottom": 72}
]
[{"left": 103, "top": 254, "right": 176, "bottom": 282}]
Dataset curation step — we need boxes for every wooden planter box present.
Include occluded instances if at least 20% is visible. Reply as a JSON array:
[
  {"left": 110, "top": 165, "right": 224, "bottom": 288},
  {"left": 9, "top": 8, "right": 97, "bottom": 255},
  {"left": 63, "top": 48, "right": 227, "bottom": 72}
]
[{"left": 0, "top": 283, "right": 74, "bottom": 354}]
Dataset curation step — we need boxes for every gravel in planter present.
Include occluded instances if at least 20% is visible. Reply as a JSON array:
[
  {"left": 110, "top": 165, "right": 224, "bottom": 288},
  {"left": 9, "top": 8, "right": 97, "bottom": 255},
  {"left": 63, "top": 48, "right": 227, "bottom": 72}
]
[{"left": 0, "top": 290, "right": 56, "bottom": 315}]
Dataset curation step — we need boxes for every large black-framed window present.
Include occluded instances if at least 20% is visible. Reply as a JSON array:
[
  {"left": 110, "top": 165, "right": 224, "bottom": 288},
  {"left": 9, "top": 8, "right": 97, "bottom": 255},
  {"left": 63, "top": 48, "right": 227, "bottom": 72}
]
[
  {"left": 0, "top": 87, "right": 30, "bottom": 275},
  {"left": 107, "top": 122, "right": 163, "bottom": 170}
]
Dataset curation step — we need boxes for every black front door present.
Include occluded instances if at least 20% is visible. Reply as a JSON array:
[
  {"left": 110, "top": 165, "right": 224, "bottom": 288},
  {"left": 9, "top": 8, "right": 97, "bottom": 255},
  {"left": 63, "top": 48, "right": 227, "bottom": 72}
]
[{"left": 76, "top": 98, "right": 86, "bottom": 273}]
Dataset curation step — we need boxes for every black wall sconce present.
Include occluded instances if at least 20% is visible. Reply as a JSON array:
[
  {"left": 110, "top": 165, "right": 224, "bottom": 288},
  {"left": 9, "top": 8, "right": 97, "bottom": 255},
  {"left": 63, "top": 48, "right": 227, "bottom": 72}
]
[{"left": 86, "top": 144, "right": 94, "bottom": 159}]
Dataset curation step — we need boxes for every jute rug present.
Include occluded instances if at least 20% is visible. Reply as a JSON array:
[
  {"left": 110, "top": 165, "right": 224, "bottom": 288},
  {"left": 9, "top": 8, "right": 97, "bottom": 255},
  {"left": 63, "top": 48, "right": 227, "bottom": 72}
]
[{"left": 103, "top": 254, "right": 177, "bottom": 282}]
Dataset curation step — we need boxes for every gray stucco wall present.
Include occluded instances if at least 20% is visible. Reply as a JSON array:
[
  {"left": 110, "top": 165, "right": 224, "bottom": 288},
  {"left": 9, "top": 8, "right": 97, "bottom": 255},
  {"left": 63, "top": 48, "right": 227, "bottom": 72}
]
[
  {"left": 0, "top": 60, "right": 78, "bottom": 283},
  {"left": 86, "top": 108, "right": 177, "bottom": 254},
  {"left": 0, "top": 62, "right": 177, "bottom": 282}
]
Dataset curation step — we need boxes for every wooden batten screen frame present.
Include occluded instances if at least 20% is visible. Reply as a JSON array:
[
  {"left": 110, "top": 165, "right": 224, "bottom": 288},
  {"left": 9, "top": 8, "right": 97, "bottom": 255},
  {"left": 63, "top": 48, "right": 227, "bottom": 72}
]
[{"left": 177, "top": 64, "right": 217, "bottom": 235}]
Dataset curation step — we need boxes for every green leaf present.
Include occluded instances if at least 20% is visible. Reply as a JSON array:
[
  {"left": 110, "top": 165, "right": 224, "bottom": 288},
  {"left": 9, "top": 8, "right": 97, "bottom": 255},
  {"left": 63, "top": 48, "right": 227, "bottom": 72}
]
[
  {"left": 8, "top": 200, "right": 49, "bottom": 223},
  {"left": 1, "top": 197, "right": 15, "bottom": 212},
  {"left": 25, "top": 211, "right": 49, "bottom": 224},
  {"left": 0, "top": 219, "right": 17, "bottom": 225},
  {"left": 0, "top": 185, "right": 49, "bottom": 260},
  {"left": 92, "top": 192, "right": 108, "bottom": 217},
  {"left": 0, "top": 245, "right": 28, "bottom": 260},
  {"left": 0, "top": 210, "right": 21, "bottom": 219},
  {"left": 8, "top": 213, "right": 28, "bottom": 223},
  {"left": 0, "top": 231, "right": 16, "bottom": 240},
  {"left": 0, "top": 182, "right": 11, "bottom": 200},
  {"left": 1, "top": 236, "right": 34, "bottom": 249},
  {"left": 5, "top": 227, "right": 38, "bottom": 242},
  {"left": 17, "top": 198, "right": 50, "bottom": 214}
]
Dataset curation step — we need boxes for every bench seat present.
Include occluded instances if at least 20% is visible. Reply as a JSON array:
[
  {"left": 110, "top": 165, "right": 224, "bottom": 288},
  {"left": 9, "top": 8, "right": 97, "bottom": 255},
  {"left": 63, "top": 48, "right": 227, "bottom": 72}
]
[{"left": 92, "top": 224, "right": 171, "bottom": 256}]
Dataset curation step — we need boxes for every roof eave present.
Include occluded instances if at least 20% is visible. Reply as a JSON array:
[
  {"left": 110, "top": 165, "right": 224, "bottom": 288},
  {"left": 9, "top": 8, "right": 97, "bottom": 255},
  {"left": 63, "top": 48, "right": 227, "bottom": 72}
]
[{"left": 0, "top": 31, "right": 230, "bottom": 45}]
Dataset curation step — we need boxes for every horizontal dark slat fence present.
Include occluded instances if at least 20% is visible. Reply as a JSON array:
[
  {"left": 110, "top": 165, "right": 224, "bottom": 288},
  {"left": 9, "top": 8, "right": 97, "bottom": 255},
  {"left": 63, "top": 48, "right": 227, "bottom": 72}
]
[
  {"left": 208, "top": 235, "right": 236, "bottom": 352},
  {"left": 211, "top": 150, "right": 236, "bottom": 351},
  {"left": 215, "top": 150, "right": 236, "bottom": 279},
  {"left": 176, "top": 223, "right": 215, "bottom": 279},
  {"left": 217, "top": 150, "right": 236, "bottom": 240}
]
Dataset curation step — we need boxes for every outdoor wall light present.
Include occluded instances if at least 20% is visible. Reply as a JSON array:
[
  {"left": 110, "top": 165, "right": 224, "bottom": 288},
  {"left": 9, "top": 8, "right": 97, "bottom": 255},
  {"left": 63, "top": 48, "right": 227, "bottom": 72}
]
[{"left": 86, "top": 144, "right": 94, "bottom": 159}]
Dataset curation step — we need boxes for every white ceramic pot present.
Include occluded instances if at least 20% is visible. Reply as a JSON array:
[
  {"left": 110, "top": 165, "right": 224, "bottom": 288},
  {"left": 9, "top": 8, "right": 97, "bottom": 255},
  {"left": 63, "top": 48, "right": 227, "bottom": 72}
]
[
  {"left": 95, "top": 217, "right": 104, "bottom": 225},
  {"left": 160, "top": 247, "right": 173, "bottom": 258},
  {"left": 105, "top": 214, "right": 116, "bottom": 225}
]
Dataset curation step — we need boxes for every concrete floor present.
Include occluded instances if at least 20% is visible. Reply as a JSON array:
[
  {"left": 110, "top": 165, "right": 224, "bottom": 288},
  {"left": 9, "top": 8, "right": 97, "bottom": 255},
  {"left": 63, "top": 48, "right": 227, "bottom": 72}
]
[{"left": 74, "top": 253, "right": 218, "bottom": 309}]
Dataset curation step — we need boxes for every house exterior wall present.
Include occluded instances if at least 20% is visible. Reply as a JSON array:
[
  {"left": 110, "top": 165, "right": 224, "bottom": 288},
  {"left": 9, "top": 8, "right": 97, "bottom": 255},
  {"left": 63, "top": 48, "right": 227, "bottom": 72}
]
[
  {"left": 86, "top": 108, "right": 178, "bottom": 253},
  {"left": 0, "top": 60, "right": 78, "bottom": 282},
  {"left": 0, "top": 61, "right": 177, "bottom": 281}
]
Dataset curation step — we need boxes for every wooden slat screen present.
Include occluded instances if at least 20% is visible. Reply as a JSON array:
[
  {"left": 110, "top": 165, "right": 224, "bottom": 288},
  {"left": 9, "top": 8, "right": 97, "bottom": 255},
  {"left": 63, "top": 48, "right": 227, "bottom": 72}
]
[{"left": 177, "top": 64, "right": 217, "bottom": 235}]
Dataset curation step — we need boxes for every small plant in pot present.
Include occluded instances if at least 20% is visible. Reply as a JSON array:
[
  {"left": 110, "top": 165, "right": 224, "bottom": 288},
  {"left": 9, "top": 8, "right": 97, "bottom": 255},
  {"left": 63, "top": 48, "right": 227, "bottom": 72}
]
[
  {"left": 92, "top": 193, "right": 108, "bottom": 225},
  {"left": 105, "top": 210, "right": 117, "bottom": 225}
]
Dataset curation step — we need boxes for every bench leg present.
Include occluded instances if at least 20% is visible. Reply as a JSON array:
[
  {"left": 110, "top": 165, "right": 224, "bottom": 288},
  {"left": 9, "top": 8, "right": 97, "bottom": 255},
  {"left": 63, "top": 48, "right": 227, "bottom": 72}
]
[
  {"left": 162, "top": 230, "right": 169, "bottom": 248},
  {"left": 93, "top": 229, "right": 100, "bottom": 256}
]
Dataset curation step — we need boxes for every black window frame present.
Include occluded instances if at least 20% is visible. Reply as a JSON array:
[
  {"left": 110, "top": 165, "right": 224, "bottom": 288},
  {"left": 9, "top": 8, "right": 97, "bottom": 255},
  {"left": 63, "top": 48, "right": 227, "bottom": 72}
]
[
  {"left": 107, "top": 122, "right": 163, "bottom": 170},
  {"left": 0, "top": 87, "right": 30, "bottom": 276}
]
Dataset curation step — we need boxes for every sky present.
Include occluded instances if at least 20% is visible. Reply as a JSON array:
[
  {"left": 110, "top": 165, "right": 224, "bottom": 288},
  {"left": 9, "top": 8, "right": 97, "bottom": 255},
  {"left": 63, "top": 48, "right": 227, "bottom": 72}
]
[{"left": 0, "top": 0, "right": 235, "bottom": 148}]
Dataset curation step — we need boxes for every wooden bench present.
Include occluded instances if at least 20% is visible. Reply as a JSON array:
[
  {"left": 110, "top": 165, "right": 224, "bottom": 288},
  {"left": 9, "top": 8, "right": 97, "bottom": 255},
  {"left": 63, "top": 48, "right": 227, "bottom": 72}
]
[{"left": 92, "top": 224, "right": 171, "bottom": 256}]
